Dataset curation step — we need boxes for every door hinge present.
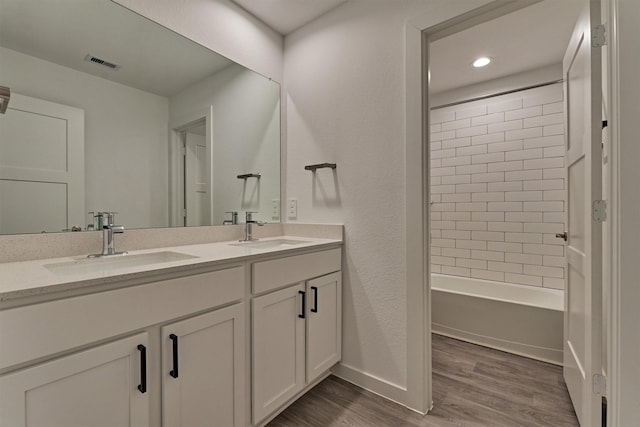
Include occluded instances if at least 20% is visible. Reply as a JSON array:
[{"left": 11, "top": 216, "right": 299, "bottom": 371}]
[
  {"left": 592, "top": 24, "right": 607, "bottom": 48},
  {"left": 182, "top": 208, "right": 187, "bottom": 218},
  {"left": 592, "top": 200, "right": 607, "bottom": 222},
  {"left": 593, "top": 373, "right": 606, "bottom": 395}
]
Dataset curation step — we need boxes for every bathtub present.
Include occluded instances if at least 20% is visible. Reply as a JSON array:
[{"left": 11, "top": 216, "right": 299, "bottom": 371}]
[{"left": 431, "top": 274, "right": 564, "bottom": 365}]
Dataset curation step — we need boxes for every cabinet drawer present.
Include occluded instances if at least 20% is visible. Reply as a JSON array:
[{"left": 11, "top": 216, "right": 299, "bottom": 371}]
[
  {"left": 0, "top": 266, "right": 244, "bottom": 370},
  {"left": 252, "top": 248, "right": 341, "bottom": 294}
]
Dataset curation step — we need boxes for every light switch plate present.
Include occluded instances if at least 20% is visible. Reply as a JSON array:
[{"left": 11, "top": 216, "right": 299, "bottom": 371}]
[{"left": 287, "top": 198, "right": 297, "bottom": 220}]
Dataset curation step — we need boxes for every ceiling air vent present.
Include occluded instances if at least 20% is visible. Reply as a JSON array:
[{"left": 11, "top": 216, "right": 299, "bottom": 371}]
[{"left": 84, "top": 54, "right": 121, "bottom": 70}]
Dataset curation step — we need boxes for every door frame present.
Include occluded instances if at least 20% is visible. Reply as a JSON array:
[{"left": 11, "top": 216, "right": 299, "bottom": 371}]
[
  {"left": 403, "top": 0, "right": 616, "bottom": 418},
  {"left": 605, "top": 0, "right": 639, "bottom": 424},
  {"left": 169, "top": 107, "right": 214, "bottom": 227},
  {"left": 404, "top": 0, "right": 524, "bottom": 412}
]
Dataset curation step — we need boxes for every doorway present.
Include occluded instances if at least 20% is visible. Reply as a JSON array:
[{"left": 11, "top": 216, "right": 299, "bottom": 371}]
[
  {"left": 404, "top": 1, "right": 607, "bottom": 424},
  {"left": 428, "top": 1, "right": 604, "bottom": 425},
  {"left": 181, "top": 122, "right": 209, "bottom": 227},
  {"left": 427, "top": 0, "right": 582, "bottom": 360},
  {"left": 169, "top": 107, "right": 214, "bottom": 227}
]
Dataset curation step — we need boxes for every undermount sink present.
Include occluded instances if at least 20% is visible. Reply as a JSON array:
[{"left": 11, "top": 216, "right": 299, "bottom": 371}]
[
  {"left": 230, "top": 239, "right": 312, "bottom": 250},
  {"left": 45, "top": 251, "right": 198, "bottom": 276}
]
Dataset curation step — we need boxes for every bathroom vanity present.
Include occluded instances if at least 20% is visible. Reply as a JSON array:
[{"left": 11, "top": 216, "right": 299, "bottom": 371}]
[{"left": 0, "top": 232, "right": 342, "bottom": 427}]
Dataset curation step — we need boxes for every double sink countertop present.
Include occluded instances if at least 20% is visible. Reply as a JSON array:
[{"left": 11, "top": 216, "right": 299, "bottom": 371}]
[{"left": 0, "top": 235, "right": 342, "bottom": 305}]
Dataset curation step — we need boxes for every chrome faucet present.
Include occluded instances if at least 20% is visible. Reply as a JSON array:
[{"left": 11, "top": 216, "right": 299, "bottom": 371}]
[
  {"left": 89, "top": 212, "right": 127, "bottom": 257},
  {"left": 223, "top": 211, "right": 238, "bottom": 225},
  {"left": 240, "top": 211, "right": 265, "bottom": 242}
]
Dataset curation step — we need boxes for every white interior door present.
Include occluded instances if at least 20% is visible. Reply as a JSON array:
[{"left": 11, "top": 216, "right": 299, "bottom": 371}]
[
  {"left": 562, "top": 1, "right": 603, "bottom": 426},
  {"left": 0, "top": 93, "right": 84, "bottom": 234},
  {"left": 169, "top": 108, "right": 213, "bottom": 228},
  {"left": 184, "top": 131, "right": 209, "bottom": 226}
]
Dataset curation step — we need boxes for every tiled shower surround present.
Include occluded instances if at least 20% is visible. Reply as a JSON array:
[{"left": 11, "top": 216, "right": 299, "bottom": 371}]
[{"left": 430, "top": 83, "right": 566, "bottom": 290}]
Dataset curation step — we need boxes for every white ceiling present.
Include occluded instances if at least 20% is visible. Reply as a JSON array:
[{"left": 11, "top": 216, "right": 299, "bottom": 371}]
[
  {"left": 0, "top": 0, "right": 233, "bottom": 97},
  {"left": 232, "top": 0, "right": 583, "bottom": 93},
  {"left": 430, "top": 0, "right": 584, "bottom": 94},
  {"left": 232, "top": 0, "right": 347, "bottom": 35},
  {"left": 1, "top": 0, "right": 584, "bottom": 98}
]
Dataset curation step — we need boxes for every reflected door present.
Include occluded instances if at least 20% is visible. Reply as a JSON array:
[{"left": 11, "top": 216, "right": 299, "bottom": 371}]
[
  {"left": 184, "top": 131, "right": 209, "bottom": 226},
  {"left": 562, "top": 1, "right": 603, "bottom": 426},
  {"left": 0, "top": 93, "right": 84, "bottom": 234}
]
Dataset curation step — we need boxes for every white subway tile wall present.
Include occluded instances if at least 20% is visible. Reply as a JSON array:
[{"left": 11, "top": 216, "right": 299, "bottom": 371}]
[{"left": 430, "top": 84, "right": 566, "bottom": 290}]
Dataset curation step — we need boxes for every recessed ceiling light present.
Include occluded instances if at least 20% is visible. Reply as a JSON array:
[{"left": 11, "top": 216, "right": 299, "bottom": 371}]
[{"left": 473, "top": 57, "right": 492, "bottom": 68}]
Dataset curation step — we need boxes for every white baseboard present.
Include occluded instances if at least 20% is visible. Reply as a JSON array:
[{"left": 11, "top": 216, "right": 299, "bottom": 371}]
[
  {"left": 331, "top": 363, "right": 407, "bottom": 406},
  {"left": 433, "top": 324, "right": 563, "bottom": 365}
]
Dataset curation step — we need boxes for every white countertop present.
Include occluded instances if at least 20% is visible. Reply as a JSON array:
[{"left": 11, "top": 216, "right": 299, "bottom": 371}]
[{"left": 0, "top": 236, "right": 342, "bottom": 304}]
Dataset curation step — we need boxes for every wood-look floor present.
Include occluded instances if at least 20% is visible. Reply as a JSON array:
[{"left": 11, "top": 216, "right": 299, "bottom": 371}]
[{"left": 268, "top": 334, "right": 579, "bottom": 426}]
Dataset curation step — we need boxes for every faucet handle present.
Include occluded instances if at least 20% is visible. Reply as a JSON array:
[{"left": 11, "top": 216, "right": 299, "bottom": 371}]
[
  {"left": 89, "top": 211, "right": 112, "bottom": 229},
  {"left": 90, "top": 211, "right": 118, "bottom": 226},
  {"left": 245, "top": 211, "right": 258, "bottom": 222},
  {"left": 105, "top": 212, "right": 115, "bottom": 226},
  {"left": 223, "top": 211, "right": 238, "bottom": 225},
  {"left": 89, "top": 211, "right": 118, "bottom": 216}
]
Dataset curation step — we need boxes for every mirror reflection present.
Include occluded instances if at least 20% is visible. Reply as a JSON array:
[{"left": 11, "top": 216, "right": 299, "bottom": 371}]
[{"left": 0, "top": 0, "right": 281, "bottom": 235}]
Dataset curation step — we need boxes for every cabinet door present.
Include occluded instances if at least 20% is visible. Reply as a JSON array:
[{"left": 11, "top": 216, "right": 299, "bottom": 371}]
[
  {"left": 306, "top": 271, "right": 342, "bottom": 383},
  {"left": 0, "top": 333, "right": 149, "bottom": 427},
  {"left": 162, "top": 303, "right": 245, "bottom": 427},
  {"left": 252, "top": 284, "right": 305, "bottom": 424}
]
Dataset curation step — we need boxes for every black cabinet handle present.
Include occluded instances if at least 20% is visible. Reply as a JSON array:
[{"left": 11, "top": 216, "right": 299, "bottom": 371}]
[
  {"left": 169, "top": 334, "right": 179, "bottom": 379},
  {"left": 299, "top": 290, "right": 306, "bottom": 319},
  {"left": 311, "top": 286, "right": 318, "bottom": 313},
  {"left": 137, "top": 344, "right": 147, "bottom": 394}
]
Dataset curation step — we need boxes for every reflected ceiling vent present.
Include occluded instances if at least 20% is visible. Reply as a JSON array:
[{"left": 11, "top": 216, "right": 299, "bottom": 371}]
[{"left": 84, "top": 54, "right": 121, "bottom": 70}]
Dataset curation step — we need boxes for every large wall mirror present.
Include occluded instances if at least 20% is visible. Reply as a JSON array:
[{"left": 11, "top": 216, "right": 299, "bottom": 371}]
[{"left": 0, "top": 0, "right": 281, "bottom": 235}]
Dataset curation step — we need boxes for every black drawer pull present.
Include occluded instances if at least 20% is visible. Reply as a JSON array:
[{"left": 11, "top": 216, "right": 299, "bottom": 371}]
[
  {"left": 169, "top": 334, "right": 179, "bottom": 379},
  {"left": 299, "top": 290, "right": 306, "bottom": 319},
  {"left": 137, "top": 344, "right": 147, "bottom": 393},
  {"left": 311, "top": 286, "right": 318, "bottom": 313}
]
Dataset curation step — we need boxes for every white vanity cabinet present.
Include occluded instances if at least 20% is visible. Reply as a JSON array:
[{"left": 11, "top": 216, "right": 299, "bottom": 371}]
[
  {"left": 0, "top": 333, "right": 150, "bottom": 427},
  {"left": 0, "top": 265, "right": 245, "bottom": 427},
  {"left": 162, "top": 303, "right": 245, "bottom": 427},
  {"left": 0, "top": 237, "right": 344, "bottom": 427},
  {"left": 251, "top": 249, "right": 342, "bottom": 424}
]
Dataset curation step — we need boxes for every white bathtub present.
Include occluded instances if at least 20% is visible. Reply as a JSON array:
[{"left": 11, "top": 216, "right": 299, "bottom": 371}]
[{"left": 431, "top": 274, "right": 564, "bottom": 365}]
